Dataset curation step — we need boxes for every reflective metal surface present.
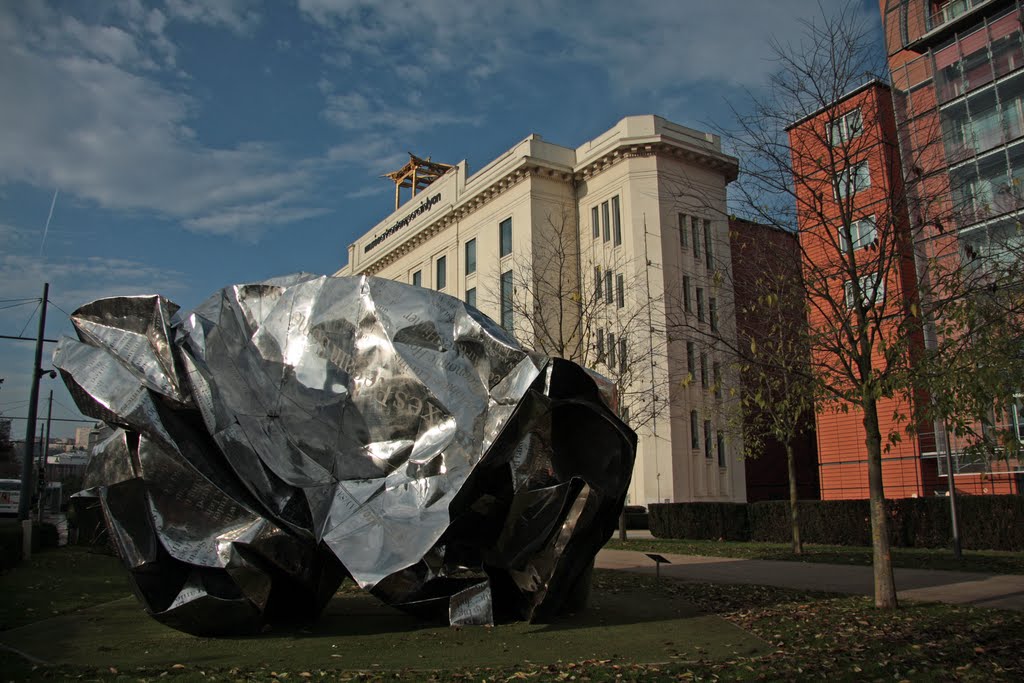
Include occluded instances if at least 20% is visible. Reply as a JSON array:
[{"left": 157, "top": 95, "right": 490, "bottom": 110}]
[{"left": 55, "top": 275, "right": 636, "bottom": 635}]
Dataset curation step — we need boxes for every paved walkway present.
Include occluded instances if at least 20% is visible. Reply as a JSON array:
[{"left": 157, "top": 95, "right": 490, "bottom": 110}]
[{"left": 596, "top": 542, "right": 1024, "bottom": 611}]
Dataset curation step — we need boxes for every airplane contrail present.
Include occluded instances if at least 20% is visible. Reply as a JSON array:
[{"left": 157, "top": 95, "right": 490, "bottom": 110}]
[{"left": 40, "top": 188, "right": 59, "bottom": 256}]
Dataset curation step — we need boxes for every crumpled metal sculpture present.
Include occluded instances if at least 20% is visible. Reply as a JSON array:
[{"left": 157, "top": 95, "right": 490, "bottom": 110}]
[{"left": 54, "top": 274, "right": 636, "bottom": 635}]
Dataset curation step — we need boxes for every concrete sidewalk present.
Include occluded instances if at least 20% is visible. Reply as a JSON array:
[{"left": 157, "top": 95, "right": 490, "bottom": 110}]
[{"left": 596, "top": 547, "right": 1024, "bottom": 611}]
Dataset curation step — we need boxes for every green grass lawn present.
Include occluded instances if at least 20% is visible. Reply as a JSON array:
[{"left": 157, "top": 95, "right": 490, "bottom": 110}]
[
  {"left": 0, "top": 545, "right": 131, "bottom": 630},
  {"left": 606, "top": 536, "right": 1024, "bottom": 574},
  {"left": 2, "top": 546, "right": 1023, "bottom": 681}
]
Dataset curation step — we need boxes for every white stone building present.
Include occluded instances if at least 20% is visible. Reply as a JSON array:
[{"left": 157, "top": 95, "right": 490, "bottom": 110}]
[{"left": 337, "top": 115, "right": 746, "bottom": 505}]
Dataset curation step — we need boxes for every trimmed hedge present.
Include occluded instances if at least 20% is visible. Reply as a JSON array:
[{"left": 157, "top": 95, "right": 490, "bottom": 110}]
[
  {"left": 649, "top": 503, "right": 748, "bottom": 541},
  {"left": 651, "top": 495, "right": 1024, "bottom": 551}
]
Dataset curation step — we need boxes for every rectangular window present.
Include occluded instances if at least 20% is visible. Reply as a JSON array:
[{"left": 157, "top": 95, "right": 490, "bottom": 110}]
[
  {"left": 602, "top": 201, "right": 611, "bottom": 242},
  {"left": 703, "top": 219, "right": 713, "bottom": 268},
  {"left": 465, "top": 287, "right": 476, "bottom": 308},
  {"left": 836, "top": 161, "right": 870, "bottom": 198},
  {"left": 704, "top": 420, "right": 713, "bottom": 458},
  {"left": 683, "top": 276, "right": 691, "bottom": 313},
  {"left": 696, "top": 287, "right": 705, "bottom": 323},
  {"left": 500, "top": 270, "right": 513, "bottom": 332},
  {"left": 616, "top": 273, "right": 625, "bottom": 308},
  {"left": 618, "top": 336, "right": 627, "bottom": 374},
  {"left": 679, "top": 213, "right": 689, "bottom": 247},
  {"left": 436, "top": 255, "right": 447, "bottom": 290},
  {"left": 690, "top": 410, "right": 700, "bottom": 449},
  {"left": 605, "top": 270, "right": 613, "bottom": 304},
  {"left": 713, "top": 362, "right": 722, "bottom": 400},
  {"left": 608, "top": 332, "right": 616, "bottom": 369},
  {"left": 691, "top": 216, "right": 701, "bottom": 259},
  {"left": 594, "top": 266, "right": 602, "bottom": 299},
  {"left": 592, "top": 206, "right": 600, "bottom": 239},
  {"left": 597, "top": 328, "right": 605, "bottom": 362},
  {"left": 465, "top": 239, "right": 477, "bottom": 275},
  {"left": 686, "top": 341, "right": 695, "bottom": 377},
  {"left": 709, "top": 297, "right": 718, "bottom": 332},
  {"left": 840, "top": 216, "right": 878, "bottom": 252},
  {"left": 612, "top": 195, "right": 622, "bottom": 246},
  {"left": 717, "top": 431, "right": 726, "bottom": 467},
  {"left": 700, "top": 351, "right": 708, "bottom": 389},
  {"left": 412, "top": 270, "right": 422, "bottom": 287},
  {"left": 500, "top": 217, "right": 513, "bottom": 257},
  {"left": 844, "top": 272, "right": 885, "bottom": 309},
  {"left": 828, "top": 107, "right": 863, "bottom": 146}
]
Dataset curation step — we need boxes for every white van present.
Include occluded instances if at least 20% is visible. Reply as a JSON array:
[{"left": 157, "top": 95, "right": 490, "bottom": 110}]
[{"left": 0, "top": 479, "right": 21, "bottom": 516}]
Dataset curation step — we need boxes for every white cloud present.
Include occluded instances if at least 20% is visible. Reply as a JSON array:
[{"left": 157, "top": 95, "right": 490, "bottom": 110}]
[
  {"left": 0, "top": 253, "right": 190, "bottom": 316},
  {"left": 0, "top": 2, "right": 325, "bottom": 238},
  {"left": 346, "top": 184, "right": 389, "bottom": 199},
  {"left": 299, "top": 0, "right": 876, "bottom": 92},
  {"left": 164, "top": 0, "right": 261, "bottom": 34},
  {"left": 322, "top": 88, "right": 481, "bottom": 133}
]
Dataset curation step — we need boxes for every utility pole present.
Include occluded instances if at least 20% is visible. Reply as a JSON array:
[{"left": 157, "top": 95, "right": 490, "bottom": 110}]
[
  {"left": 37, "top": 391, "right": 54, "bottom": 522},
  {"left": 18, "top": 283, "right": 50, "bottom": 560}
]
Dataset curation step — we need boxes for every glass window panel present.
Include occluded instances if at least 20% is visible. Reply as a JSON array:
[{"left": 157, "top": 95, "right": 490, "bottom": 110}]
[
  {"left": 605, "top": 270, "right": 613, "bottom": 304},
  {"left": 690, "top": 410, "right": 699, "bottom": 449},
  {"left": 608, "top": 332, "right": 616, "bottom": 369},
  {"left": 703, "top": 219, "right": 713, "bottom": 268},
  {"left": 612, "top": 195, "right": 622, "bottom": 246},
  {"left": 679, "top": 213, "right": 688, "bottom": 247},
  {"left": 967, "top": 89, "right": 1002, "bottom": 152},
  {"left": 961, "top": 43, "right": 994, "bottom": 93},
  {"left": 465, "top": 288, "right": 476, "bottom": 307},
  {"left": 500, "top": 218, "right": 513, "bottom": 257},
  {"left": 999, "top": 73, "right": 1024, "bottom": 142},
  {"left": 412, "top": 270, "right": 421, "bottom": 287},
  {"left": 991, "top": 28, "right": 1024, "bottom": 78},
  {"left": 500, "top": 270, "right": 513, "bottom": 332},
  {"left": 436, "top": 255, "right": 447, "bottom": 290},
  {"left": 465, "top": 239, "right": 476, "bottom": 275},
  {"left": 592, "top": 206, "right": 600, "bottom": 239},
  {"left": 616, "top": 273, "right": 625, "bottom": 308},
  {"left": 594, "top": 266, "right": 602, "bottom": 299},
  {"left": 602, "top": 201, "right": 610, "bottom": 242}
]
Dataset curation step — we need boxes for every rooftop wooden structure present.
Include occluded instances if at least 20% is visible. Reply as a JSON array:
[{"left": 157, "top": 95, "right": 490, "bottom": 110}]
[{"left": 384, "top": 154, "right": 454, "bottom": 210}]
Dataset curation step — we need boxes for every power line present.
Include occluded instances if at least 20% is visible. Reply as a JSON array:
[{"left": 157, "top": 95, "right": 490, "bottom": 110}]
[
  {"left": 17, "top": 300, "right": 42, "bottom": 338},
  {"left": 0, "top": 334, "right": 60, "bottom": 342}
]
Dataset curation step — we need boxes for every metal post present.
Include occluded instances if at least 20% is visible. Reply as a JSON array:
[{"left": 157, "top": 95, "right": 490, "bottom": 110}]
[
  {"left": 37, "top": 391, "right": 53, "bottom": 522},
  {"left": 942, "top": 421, "right": 962, "bottom": 559},
  {"left": 18, "top": 283, "right": 49, "bottom": 560}
]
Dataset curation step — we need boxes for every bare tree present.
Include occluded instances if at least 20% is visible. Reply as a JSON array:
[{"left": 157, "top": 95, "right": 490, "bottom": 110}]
[
  {"left": 729, "top": 221, "right": 818, "bottom": 555},
  {"left": 718, "top": 3, "right": 923, "bottom": 608},
  {"left": 488, "top": 205, "right": 673, "bottom": 433}
]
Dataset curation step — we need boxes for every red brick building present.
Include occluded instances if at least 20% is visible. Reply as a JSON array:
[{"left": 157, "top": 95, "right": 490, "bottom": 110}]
[
  {"left": 785, "top": 1, "right": 1023, "bottom": 498},
  {"left": 787, "top": 81, "right": 940, "bottom": 499}
]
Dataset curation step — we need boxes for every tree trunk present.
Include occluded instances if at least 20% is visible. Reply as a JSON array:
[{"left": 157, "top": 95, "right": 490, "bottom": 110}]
[
  {"left": 862, "top": 395, "right": 898, "bottom": 609},
  {"left": 785, "top": 442, "right": 803, "bottom": 555}
]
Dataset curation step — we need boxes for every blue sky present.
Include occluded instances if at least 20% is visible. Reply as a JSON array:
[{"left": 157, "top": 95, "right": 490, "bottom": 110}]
[{"left": 0, "top": 0, "right": 881, "bottom": 438}]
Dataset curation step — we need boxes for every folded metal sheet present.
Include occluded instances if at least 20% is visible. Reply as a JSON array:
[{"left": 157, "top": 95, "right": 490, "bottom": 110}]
[{"left": 54, "top": 274, "right": 636, "bottom": 635}]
